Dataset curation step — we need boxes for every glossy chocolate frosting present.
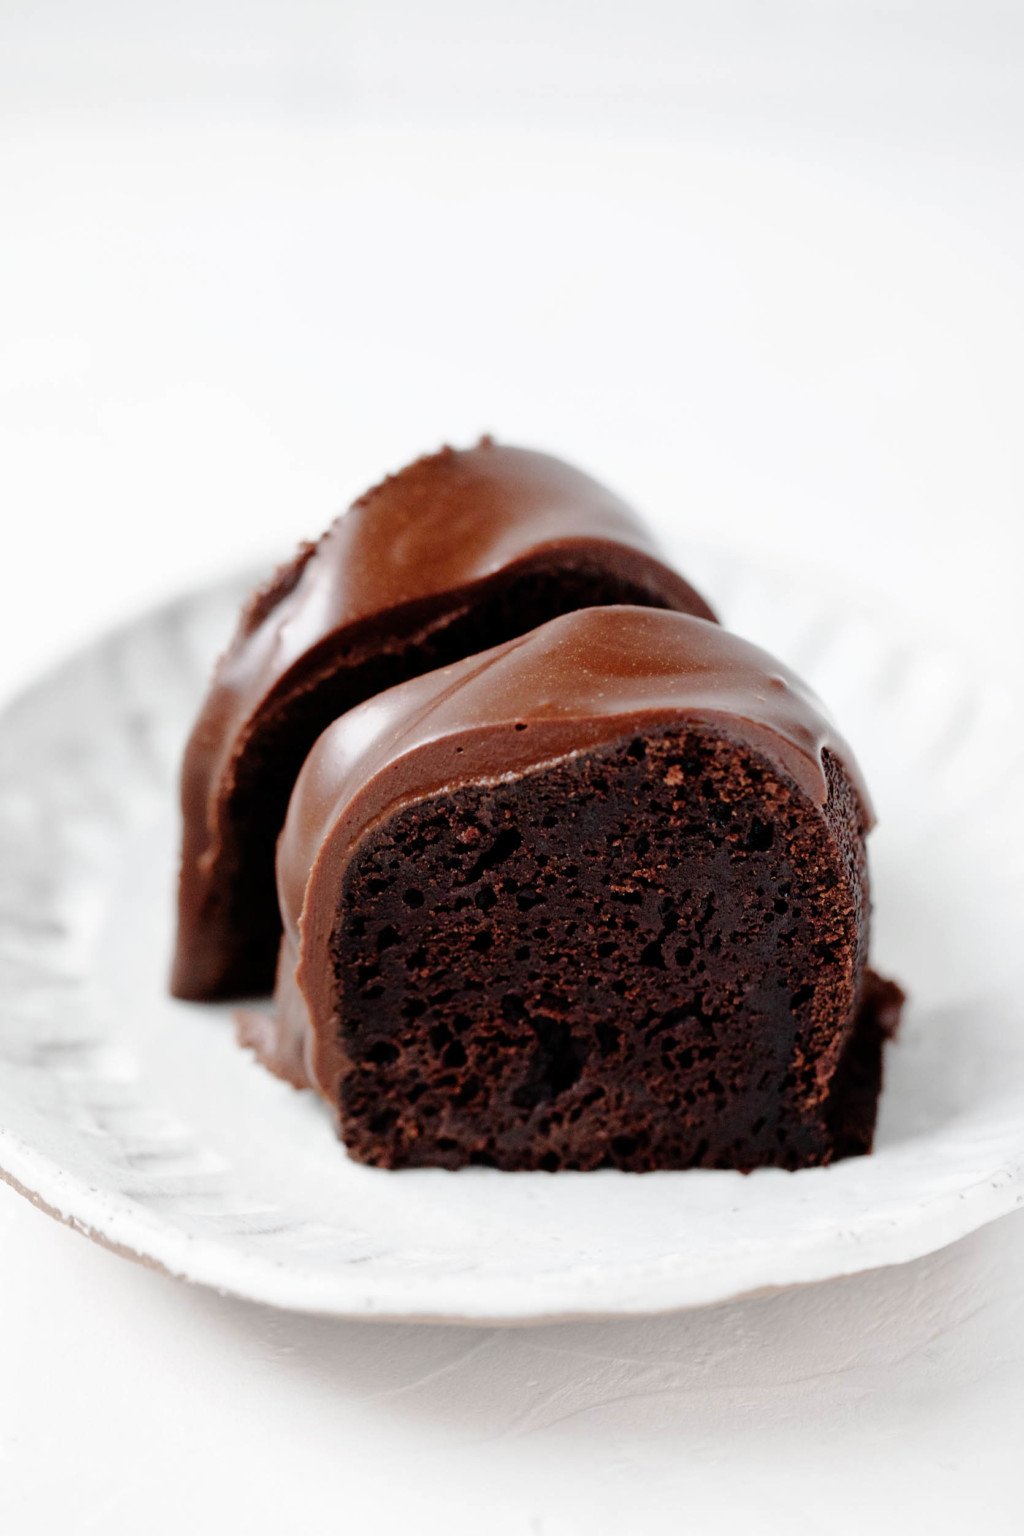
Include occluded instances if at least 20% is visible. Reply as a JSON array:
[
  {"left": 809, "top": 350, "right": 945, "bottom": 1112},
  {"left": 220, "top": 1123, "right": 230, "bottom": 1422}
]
[
  {"left": 173, "top": 439, "right": 717, "bottom": 1000},
  {"left": 255, "top": 605, "right": 872, "bottom": 1097}
]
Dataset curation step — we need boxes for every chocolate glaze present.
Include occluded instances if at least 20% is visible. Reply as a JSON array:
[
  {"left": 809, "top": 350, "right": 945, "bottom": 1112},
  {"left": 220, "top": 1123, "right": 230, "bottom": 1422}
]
[
  {"left": 173, "top": 440, "right": 716, "bottom": 1000},
  {"left": 256, "top": 605, "right": 872, "bottom": 1098}
]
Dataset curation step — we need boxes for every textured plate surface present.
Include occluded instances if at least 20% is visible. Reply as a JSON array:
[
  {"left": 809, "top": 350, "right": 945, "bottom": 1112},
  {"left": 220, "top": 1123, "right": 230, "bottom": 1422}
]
[{"left": 0, "top": 551, "right": 1021, "bottom": 1321}]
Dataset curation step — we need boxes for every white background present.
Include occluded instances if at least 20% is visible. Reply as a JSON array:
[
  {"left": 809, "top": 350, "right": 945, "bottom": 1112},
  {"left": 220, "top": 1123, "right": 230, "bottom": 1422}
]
[{"left": 1, "top": 4, "right": 1023, "bottom": 1531}]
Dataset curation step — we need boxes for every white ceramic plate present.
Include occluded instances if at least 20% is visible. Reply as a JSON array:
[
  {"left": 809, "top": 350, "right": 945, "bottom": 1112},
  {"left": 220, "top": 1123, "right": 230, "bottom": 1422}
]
[{"left": 0, "top": 550, "right": 1021, "bottom": 1322}]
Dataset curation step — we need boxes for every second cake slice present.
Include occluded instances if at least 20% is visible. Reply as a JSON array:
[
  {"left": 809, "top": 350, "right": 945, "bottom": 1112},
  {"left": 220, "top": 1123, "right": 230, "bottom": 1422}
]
[{"left": 173, "top": 441, "right": 715, "bottom": 1001}]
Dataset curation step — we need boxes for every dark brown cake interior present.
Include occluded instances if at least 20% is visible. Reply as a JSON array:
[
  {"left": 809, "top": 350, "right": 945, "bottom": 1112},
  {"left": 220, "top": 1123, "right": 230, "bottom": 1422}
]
[
  {"left": 331, "top": 725, "right": 883, "bottom": 1172},
  {"left": 217, "top": 564, "right": 678, "bottom": 997}
]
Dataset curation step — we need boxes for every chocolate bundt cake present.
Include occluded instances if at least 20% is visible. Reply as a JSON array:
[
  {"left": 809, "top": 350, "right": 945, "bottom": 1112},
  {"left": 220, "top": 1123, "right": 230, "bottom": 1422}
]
[
  {"left": 249, "top": 606, "right": 902, "bottom": 1172},
  {"left": 172, "top": 442, "right": 715, "bottom": 1001}
]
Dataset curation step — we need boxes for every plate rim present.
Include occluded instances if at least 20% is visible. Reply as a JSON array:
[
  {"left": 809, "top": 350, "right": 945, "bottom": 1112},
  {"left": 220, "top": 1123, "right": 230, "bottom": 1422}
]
[{"left": 3, "top": 1119, "right": 1023, "bottom": 1323}]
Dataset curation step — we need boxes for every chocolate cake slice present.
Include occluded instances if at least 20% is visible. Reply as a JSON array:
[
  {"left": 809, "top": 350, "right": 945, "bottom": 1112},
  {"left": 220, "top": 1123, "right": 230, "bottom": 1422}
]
[
  {"left": 172, "top": 441, "right": 715, "bottom": 1001},
  {"left": 252, "top": 606, "right": 902, "bottom": 1172}
]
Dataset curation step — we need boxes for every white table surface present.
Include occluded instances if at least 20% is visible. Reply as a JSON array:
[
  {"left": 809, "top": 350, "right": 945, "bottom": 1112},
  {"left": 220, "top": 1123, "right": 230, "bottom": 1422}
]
[{"left": 2, "top": 5, "right": 1023, "bottom": 1531}]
